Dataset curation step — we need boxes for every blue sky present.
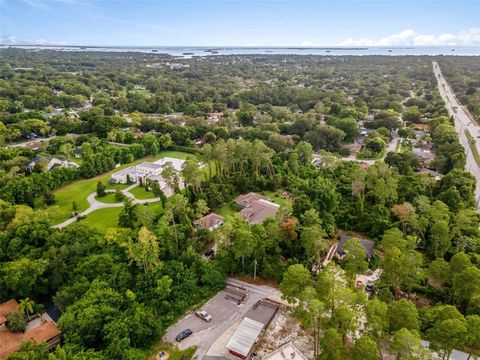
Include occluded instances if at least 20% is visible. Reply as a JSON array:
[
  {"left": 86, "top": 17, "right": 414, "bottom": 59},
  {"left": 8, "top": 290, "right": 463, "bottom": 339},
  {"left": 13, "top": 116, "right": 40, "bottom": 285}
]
[{"left": 1, "top": 0, "right": 479, "bottom": 46}]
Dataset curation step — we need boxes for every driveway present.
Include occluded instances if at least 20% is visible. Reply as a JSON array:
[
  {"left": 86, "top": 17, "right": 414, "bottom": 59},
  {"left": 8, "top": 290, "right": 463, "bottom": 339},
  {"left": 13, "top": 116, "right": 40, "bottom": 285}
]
[
  {"left": 163, "top": 278, "right": 285, "bottom": 359},
  {"left": 53, "top": 186, "right": 160, "bottom": 229}
]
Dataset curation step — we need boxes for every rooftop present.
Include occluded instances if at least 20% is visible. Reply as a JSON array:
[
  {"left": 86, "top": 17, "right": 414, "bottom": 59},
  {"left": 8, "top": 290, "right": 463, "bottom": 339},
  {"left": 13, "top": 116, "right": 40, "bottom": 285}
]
[
  {"left": 194, "top": 213, "right": 224, "bottom": 229},
  {"left": 226, "top": 317, "right": 264, "bottom": 358},
  {"left": 152, "top": 157, "right": 186, "bottom": 172},
  {"left": 0, "top": 312, "right": 61, "bottom": 359},
  {"left": 136, "top": 162, "right": 163, "bottom": 170},
  {"left": 0, "top": 299, "right": 18, "bottom": 325},
  {"left": 239, "top": 198, "right": 280, "bottom": 225},
  {"left": 235, "top": 192, "right": 268, "bottom": 208}
]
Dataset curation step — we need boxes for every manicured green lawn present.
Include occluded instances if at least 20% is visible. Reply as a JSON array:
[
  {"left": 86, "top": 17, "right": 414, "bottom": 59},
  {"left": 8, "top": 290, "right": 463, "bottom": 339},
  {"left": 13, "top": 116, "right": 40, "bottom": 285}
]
[
  {"left": 95, "top": 193, "right": 120, "bottom": 204},
  {"left": 41, "top": 151, "right": 191, "bottom": 224},
  {"left": 147, "top": 201, "right": 164, "bottom": 214},
  {"left": 129, "top": 186, "right": 156, "bottom": 200},
  {"left": 76, "top": 207, "right": 123, "bottom": 233}
]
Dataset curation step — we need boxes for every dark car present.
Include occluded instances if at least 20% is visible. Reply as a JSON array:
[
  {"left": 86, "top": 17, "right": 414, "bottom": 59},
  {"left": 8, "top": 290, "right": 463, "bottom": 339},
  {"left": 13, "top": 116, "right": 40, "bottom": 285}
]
[
  {"left": 204, "top": 249, "right": 215, "bottom": 259},
  {"left": 175, "top": 329, "right": 192, "bottom": 342}
]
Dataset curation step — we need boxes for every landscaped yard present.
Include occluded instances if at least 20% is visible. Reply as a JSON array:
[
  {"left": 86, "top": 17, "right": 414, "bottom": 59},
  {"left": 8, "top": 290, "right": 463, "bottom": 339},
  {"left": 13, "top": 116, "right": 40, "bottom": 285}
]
[
  {"left": 95, "top": 193, "right": 120, "bottom": 203},
  {"left": 77, "top": 207, "right": 123, "bottom": 233},
  {"left": 39, "top": 151, "right": 192, "bottom": 224},
  {"left": 129, "top": 186, "right": 156, "bottom": 200}
]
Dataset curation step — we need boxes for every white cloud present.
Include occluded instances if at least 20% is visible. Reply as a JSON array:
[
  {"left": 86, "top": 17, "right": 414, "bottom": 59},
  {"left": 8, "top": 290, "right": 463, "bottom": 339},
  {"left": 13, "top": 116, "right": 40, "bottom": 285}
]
[
  {"left": 340, "top": 28, "right": 480, "bottom": 46},
  {"left": 0, "top": 36, "right": 68, "bottom": 45},
  {"left": 301, "top": 40, "right": 314, "bottom": 46}
]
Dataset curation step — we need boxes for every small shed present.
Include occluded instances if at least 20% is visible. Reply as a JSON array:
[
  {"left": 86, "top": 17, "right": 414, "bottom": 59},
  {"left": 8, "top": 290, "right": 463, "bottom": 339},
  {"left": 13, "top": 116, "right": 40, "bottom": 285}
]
[{"left": 226, "top": 317, "right": 264, "bottom": 359}]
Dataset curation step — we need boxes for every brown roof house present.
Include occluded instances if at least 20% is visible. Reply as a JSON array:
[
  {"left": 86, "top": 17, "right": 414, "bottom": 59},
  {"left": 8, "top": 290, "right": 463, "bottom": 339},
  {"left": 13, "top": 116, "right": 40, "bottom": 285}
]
[
  {"left": 0, "top": 299, "right": 62, "bottom": 359},
  {"left": 235, "top": 192, "right": 280, "bottom": 225},
  {"left": 194, "top": 213, "right": 224, "bottom": 231}
]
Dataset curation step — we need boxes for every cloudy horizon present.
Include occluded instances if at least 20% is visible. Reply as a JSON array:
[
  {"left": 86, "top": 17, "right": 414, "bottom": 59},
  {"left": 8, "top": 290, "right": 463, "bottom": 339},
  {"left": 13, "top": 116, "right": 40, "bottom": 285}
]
[{"left": 1, "top": 0, "right": 479, "bottom": 47}]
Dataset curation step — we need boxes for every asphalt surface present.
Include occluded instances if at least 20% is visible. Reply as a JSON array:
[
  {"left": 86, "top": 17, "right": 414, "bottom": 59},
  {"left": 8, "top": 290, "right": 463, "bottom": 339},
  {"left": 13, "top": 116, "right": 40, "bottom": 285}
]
[
  {"left": 433, "top": 61, "right": 480, "bottom": 210},
  {"left": 163, "top": 278, "right": 284, "bottom": 359}
]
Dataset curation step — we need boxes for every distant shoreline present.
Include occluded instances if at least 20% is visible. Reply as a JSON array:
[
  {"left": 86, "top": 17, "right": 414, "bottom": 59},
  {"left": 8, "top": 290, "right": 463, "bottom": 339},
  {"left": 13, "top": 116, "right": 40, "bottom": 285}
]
[{"left": 2, "top": 44, "right": 480, "bottom": 57}]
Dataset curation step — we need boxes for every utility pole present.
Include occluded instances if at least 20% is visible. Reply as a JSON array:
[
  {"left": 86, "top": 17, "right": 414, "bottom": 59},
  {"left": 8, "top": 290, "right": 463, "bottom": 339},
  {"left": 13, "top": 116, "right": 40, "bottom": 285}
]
[{"left": 253, "top": 259, "right": 257, "bottom": 281}]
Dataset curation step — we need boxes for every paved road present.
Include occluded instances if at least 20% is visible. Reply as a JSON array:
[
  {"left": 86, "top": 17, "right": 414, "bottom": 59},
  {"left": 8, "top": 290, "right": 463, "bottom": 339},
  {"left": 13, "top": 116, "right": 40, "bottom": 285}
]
[
  {"left": 53, "top": 186, "right": 160, "bottom": 229},
  {"left": 433, "top": 61, "right": 480, "bottom": 209},
  {"left": 163, "top": 278, "right": 284, "bottom": 359},
  {"left": 6, "top": 135, "right": 58, "bottom": 148}
]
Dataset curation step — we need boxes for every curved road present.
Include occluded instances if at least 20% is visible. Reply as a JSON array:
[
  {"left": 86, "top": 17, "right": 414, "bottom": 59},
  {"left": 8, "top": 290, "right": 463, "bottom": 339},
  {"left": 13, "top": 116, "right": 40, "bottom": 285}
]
[
  {"left": 53, "top": 185, "right": 160, "bottom": 229},
  {"left": 433, "top": 61, "right": 480, "bottom": 210}
]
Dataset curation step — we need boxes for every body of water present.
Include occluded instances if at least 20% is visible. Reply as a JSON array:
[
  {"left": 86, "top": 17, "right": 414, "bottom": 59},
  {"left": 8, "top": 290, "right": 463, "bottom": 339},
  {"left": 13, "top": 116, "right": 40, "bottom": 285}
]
[{"left": 3, "top": 45, "right": 480, "bottom": 57}]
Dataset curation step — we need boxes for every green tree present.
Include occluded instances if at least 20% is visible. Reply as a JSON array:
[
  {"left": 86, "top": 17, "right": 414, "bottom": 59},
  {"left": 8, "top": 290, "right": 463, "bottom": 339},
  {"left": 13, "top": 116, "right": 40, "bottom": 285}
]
[
  {"left": 319, "top": 328, "right": 344, "bottom": 360},
  {"left": 342, "top": 238, "right": 368, "bottom": 281},
  {"left": 389, "top": 299, "right": 419, "bottom": 333},
  {"left": 390, "top": 328, "right": 431, "bottom": 360},
  {"left": 6, "top": 312, "right": 28, "bottom": 332},
  {"left": 96, "top": 181, "right": 107, "bottom": 197},
  {"left": 428, "top": 318, "right": 467, "bottom": 360},
  {"left": 18, "top": 298, "right": 35, "bottom": 317},
  {"left": 279, "top": 264, "right": 311, "bottom": 304},
  {"left": 351, "top": 336, "right": 381, "bottom": 360},
  {"left": 465, "top": 315, "right": 480, "bottom": 360}
]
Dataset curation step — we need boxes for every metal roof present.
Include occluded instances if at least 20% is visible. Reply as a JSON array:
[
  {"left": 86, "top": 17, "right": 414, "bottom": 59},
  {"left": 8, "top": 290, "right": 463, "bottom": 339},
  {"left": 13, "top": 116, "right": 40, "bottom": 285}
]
[{"left": 226, "top": 317, "right": 264, "bottom": 357}]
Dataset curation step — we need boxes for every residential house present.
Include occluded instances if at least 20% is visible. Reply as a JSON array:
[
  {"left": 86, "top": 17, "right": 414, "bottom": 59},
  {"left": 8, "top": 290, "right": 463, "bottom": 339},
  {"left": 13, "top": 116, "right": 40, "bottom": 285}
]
[
  {"left": 235, "top": 192, "right": 280, "bottom": 225},
  {"left": 412, "top": 147, "right": 435, "bottom": 167},
  {"left": 0, "top": 299, "right": 62, "bottom": 359},
  {"left": 194, "top": 213, "right": 224, "bottom": 231},
  {"left": 336, "top": 235, "right": 375, "bottom": 260},
  {"left": 110, "top": 157, "right": 186, "bottom": 197},
  {"left": 207, "top": 112, "right": 223, "bottom": 124},
  {"left": 28, "top": 155, "right": 79, "bottom": 172},
  {"left": 74, "top": 148, "right": 83, "bottom": 158}
]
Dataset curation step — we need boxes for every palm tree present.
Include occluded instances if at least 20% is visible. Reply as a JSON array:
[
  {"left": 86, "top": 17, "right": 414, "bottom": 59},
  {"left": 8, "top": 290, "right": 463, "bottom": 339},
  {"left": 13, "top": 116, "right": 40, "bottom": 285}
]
[{"left": 18, "top": 298, "right": 35, "bottom": 318}]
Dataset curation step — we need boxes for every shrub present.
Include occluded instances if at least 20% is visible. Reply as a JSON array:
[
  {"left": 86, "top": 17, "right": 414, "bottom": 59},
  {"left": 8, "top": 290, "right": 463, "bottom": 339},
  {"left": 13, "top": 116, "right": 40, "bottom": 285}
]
[{"left": 6, "top": 312, "right": 27, "bottom": 332}]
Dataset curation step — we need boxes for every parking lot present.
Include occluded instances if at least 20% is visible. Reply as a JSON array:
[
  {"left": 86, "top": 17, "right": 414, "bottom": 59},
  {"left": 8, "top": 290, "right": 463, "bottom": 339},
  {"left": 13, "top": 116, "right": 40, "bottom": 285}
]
[{"left": 163, "top": 278, "right": 285, "bottom": 359}]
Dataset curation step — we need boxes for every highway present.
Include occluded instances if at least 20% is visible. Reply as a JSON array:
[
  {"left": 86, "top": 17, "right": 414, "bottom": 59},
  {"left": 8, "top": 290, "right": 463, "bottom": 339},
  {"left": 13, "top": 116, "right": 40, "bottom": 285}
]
[{"left": 432, "top": 61, "right": 480, "bottom": 210}]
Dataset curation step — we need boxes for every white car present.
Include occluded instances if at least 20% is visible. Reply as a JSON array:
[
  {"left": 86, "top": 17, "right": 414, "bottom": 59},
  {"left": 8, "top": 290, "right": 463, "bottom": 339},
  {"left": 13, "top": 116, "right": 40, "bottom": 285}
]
[{"left": 195, "top": 310, "right": 212, "bottom": 322}]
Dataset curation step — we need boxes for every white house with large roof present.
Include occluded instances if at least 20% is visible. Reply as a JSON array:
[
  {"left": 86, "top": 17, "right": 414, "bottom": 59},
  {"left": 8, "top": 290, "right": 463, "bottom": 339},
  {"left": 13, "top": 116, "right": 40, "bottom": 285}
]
[{"left": 110, "top": 157, "right": 186, "bottom": 196}]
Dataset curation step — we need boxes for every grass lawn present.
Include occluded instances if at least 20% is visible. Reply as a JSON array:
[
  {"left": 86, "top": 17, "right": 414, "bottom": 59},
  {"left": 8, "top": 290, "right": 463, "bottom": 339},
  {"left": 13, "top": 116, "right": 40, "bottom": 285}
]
[
  {"left": 147, "top": 342, "right": 196, "bottom": 360},
  {"left": 129, "top": 186, "right": 156, "bottom": 200},
  {"left": 146, "top": 201, "right": 164, "bottom": 214},
  {"left": 76, "top": 207, "right": 123, "bottom": 233},
  {"left": 215, "top": 202, "right": 237, "bottom": 217},
  {"left": 42, "top": 151, "right": 191, "bottom": 224},
  {"left": 260, "top": 190, "right": 293, "bottom": 209},
  {"left": 95, "top": 193, "right": 120, "bottom": 204}
]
